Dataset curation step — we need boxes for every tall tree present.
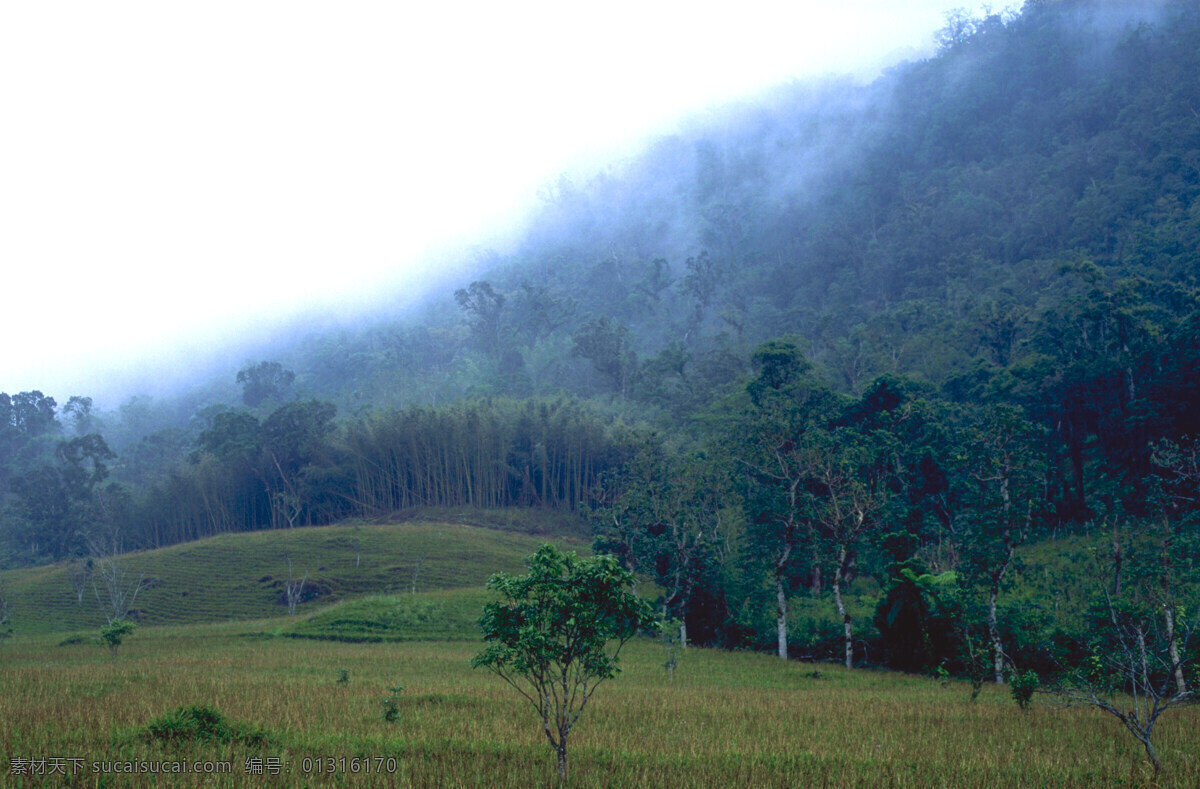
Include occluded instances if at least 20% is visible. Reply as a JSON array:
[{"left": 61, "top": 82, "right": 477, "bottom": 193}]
[
  {"left": 455, "top": 280, "right": 508, "bottom": 357},
  {"left": 236, "top": 362, "right": 295, "bottom": 408},
  {"left": 726, "top": 340, "right": 841, "bottom": 659},
  {"left": 807, "top": 425, "right": 893, "bottom": 669},
  {"left": 954, "top": 404, "right": 1045, "bottom": 684}
]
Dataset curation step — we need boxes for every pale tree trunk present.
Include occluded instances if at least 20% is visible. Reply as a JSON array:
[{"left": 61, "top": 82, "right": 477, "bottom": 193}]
[
  {"left": 664, "top": 569, "right": 690, "bottom": 650},
  {"left": 776, "top": 573, "right": 788, "bottom": 660},
  {"left": 991, "top": 475, "right": 1013, "bottom": 684},
  {"left": 1137, "top": 625, "right": 1150, "bottom": 691},
  {"left": 989, "top": 587, "right": 1004, "bottom": 684},
  {"left": 987, "top": 533, "right": 1016, "bottom": 684},
  {"left": 1159, "top": 521, "right": 1186, "bottom": 695},
  {"left": 775, "top": 539, "right": 793, "bottom": 660},
  {"left": 1164, "top": 606, "right": 1187, "bottom": 695},
  {"left": 832, "top": 546, "right": 852, "bottom": 669}
]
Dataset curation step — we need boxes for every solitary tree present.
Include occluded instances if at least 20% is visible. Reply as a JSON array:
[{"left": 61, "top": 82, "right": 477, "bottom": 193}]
[
  {"left": 88, "top": 532, "right": 146, "bottom": 625},
  {"left": 100, "top": 618, "right": 136, "bottom": 661},
  {"left": 284, "top": 555, "right": 308, "bottom": 616},
  {"left": 472, "top": 545, "right": 653, "bottom": 782},
  {"left": 68, "top": 558, "right": 93, "bottom": 606}
]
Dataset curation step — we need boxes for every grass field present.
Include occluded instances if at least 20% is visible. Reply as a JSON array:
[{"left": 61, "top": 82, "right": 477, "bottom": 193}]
[
  {"left": 2, "top": 618, "right": 1198, "bottom": 787},
  {"left": 2, "top": 519, "right": 1198, "bottom": 786}
]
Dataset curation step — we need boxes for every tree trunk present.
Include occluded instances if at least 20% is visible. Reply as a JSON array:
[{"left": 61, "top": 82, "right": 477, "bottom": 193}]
[
  {"left": 833, "top": 547, "right": 852, "bottom": 669},
  {"left": 1164, "top": 605, "right": 1187, "bottom": 695},
  {"left": 1159, "top": 521, "right": 1186, "bottom": 695},
  {"left": 776, "top": 572, "right": 788, "bottom": 660},
  {"left": 776, "top": 541, "right": 792, "bottom": 660},
  {"left": 989, "top": 588, "right": 1004, "bottom": 684},
  {"left": 556, "top": 743, "right": 567, "bottom": 782},
  {"left": 1121, "top": 710, "right": 1164, "bottom": 773}
]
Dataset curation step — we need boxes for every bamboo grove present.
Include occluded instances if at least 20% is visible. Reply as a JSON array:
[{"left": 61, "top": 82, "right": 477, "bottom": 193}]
[{"left": 0, "top": 396, "right": 636, "bottom": 557}]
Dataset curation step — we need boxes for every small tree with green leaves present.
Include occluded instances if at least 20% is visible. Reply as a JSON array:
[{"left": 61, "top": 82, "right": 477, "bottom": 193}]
[
  {"left": 1009, "top": 668, "right": 1039, "bottom": 711},
  {"left": 380, "top": 684, "right": 403, "bottom": 722},
  {"left": 100, "top": 618, "right": 135, "bottom": 661},
  {"left": 472, "top": 545, "right": 654, "bottom": 782}
]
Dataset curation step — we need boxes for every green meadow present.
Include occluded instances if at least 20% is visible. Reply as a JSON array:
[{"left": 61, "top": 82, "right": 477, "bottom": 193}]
[{"left": 1, "top": 520, "right": 1198, "bottom": 787}]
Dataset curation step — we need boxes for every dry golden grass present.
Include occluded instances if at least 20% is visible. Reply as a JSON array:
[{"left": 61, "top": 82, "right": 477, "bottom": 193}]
[{"left": 1, "top": 622, "right": 1198, "bottom": 787}]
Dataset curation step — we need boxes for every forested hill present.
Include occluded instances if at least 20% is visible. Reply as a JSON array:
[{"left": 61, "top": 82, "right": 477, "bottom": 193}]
[
  {"left": 3, "top": 0, "right": 1200, "bottom": 673},
  {"left": 484, "top": 0, "right": 1200, "bottom": 394},
  {"left": 204, "top": 0, "right": 1200, "bottom": 415}
]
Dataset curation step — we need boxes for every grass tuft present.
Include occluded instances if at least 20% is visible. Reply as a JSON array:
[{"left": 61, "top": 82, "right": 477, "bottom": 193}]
[{"left": 142, "top": 704, "right": 274, "bottom": 748}]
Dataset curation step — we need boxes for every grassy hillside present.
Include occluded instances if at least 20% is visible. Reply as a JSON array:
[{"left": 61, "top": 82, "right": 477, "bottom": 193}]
[{"left": 1, "top": 519, "right": 584, "bottom": 636}]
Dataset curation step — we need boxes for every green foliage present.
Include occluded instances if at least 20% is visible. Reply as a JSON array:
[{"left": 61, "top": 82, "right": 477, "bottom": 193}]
[
  {"left": 962, "top": 631, "right": 989, "bottom": 702},
  {"left": 455, "top": 280, "right": 507, "bottom": 357},
  {"left": 381, "top": 684, "right": 404, "bottom": 722},
  {"left": 590, "top": 438, "right": 735, "bottom": 644},
  {"left": 1009, "top": 668, "right": 1039, "bottom": 711},
  {"left": 874, "top": 569, "right": 963, "bottom": 673},
  {"left": 236, "top": 361, "right": 295, "bottom": 408},
  {"left": 99, "top": 618, "right": 135, "bottom": 659},
  {"left": 571, "top": 316, "right": 639, "bottom": 397},
  {"left": 285, "top": 593, "right": 467, "bottom": 643},
  {"left": 142, "top": 704, "right": 272, "bottom": 747},
  {"left": 336, "top": 668, "right": 349, "bottom": 684},
  {"left": 473, "top": 544, "right": 654, "bottom": 780},
  {"left": 344, "top": 398, "right": 635, "bottom": 516}
]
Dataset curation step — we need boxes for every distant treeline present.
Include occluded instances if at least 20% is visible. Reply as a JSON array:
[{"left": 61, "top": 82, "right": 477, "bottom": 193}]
[{"left": 0, "top": 395, "right": 633, "bottom": 559}]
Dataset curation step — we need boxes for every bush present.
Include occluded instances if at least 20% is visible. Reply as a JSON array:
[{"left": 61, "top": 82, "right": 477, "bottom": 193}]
[
  {"left": 381, "top": 685, "right": 404, "bottom": 722},
  {"left": 143, "top": 704, "right": 273, "bottom": 747},
  {"left": 100, "top": 619, "right": 136, "bottom": 660},
  {"left": 1010, "top": 668, "right": 1039, "bottom": 711}
]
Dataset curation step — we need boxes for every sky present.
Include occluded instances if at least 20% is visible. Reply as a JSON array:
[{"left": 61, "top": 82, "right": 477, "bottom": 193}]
[{"left": 0, "top": 0, "right": 996, "bottom": 406}]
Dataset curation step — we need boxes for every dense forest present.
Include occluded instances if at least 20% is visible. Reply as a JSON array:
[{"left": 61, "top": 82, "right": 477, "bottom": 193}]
[{"left": 3, "top": 0, "right": 1199, "bottom": 680}]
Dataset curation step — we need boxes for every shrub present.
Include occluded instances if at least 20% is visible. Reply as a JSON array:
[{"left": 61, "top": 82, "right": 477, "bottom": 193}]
[
  {"left": 381, "top": 684, "right": 404, "bottom": 722},
  {"left": 100, "top": 619, "right": 136, "bottom": 660},
  {"left": 1010, "top": 668, "right": 1039, "bottom": 711},
  {"left": 143, "top": 704, "right": 272, "bottom": 747}
]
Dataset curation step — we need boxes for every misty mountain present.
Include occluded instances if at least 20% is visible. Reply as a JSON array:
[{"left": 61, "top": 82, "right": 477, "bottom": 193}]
[
  {"left": 4, "top": 0, "right": 1199, "bottom": 578},
  {"left": 179, "top": 0, "right": 1193, "bottom": 415}
]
